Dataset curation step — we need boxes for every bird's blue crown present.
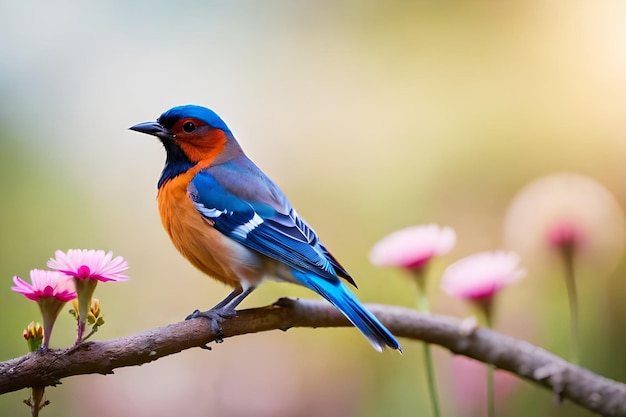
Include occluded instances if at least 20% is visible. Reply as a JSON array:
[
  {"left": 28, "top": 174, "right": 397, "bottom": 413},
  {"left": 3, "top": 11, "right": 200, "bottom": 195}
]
[{"left": 158, "top": 105, "right": 232, "bottom": 133}]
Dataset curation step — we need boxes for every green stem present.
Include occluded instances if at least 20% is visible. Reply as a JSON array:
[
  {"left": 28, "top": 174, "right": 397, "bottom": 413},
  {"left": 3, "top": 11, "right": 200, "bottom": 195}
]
[
  {"left": 413, "top": 270, "right": 441, "bottom": 417},
  {"left": 422, "top": 342, "right": 441, "bottom": 417},
  {"left": 486, "top": 363, "right": 495, "bottom": 417},
  {"left": 82, "top": 325, "right": 99, "bottom": 342},
  {"left": 36, "top": 298, "right": 64, "bottom": 351},
  {"left": 73, "top": 279, "right": 98, "bottom": 345},
  {"left": 475, "top": 298, "right": 495, "bottom": 417},
  {"left": 560, "top": 245, "right": 580, "bottom": 365},
  {"left": 29, "top": 386, "right": 46, "bottom": 417}
]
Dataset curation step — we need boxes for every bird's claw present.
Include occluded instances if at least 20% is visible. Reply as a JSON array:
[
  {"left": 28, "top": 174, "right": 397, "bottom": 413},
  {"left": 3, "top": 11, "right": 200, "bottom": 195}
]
[
  {"left": 185, "top": 309, "right": 202, "bottom": 321},
  {"left": 185, "top": 307, "right": 237, "bottom": 341},
  {"left": 185, "top": 307, "right": 237, "bottom": 321}
]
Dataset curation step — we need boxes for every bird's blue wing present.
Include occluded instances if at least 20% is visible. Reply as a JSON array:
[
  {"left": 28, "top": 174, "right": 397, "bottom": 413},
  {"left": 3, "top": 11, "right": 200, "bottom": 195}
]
[
  {"left": 189, "top": 168, "right": 351, "bottom": 284},
  {"left": 190, "top": 167, "right": 398, "bottom": 351}
]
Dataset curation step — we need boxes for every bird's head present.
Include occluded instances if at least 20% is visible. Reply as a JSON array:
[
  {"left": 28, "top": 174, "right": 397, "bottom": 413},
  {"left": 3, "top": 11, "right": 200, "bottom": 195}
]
[{"left": 130, "top": 105, "right": 243, "bottom": 187}]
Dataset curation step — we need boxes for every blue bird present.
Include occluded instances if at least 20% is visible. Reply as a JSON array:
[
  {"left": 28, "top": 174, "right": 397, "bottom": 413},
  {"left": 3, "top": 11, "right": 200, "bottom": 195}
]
[{"left": 130, "top": 105, "right": 401, "bottom": 352}]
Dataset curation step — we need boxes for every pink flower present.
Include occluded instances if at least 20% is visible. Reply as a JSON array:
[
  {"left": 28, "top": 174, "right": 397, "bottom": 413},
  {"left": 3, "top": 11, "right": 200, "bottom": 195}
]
[
  {"left": 546, "top": 221, "right": 585, "bottom": 249},
  {"left": 47, "top": 249, "right": 129, "bottom": 282},
  {"left": 369, "top": 224, "right": 456, "bottom": 270},
  {"left": 504, "top": 173, "right": 625, "bottom": 273},
  {"left": 48, "top": 249, "right": 128, "bottom": 345},
  {"left": 12, "top": 270, "right": 77, "bottom": 302},
  {"left": 441, "top": 251, "right": 525, "bottom": 300},
  {"left": 11, "top": 269, "right": 77, "bottom": 350},
  {"left": 503, "top": 173, "right": 622, "bottom": 364}
]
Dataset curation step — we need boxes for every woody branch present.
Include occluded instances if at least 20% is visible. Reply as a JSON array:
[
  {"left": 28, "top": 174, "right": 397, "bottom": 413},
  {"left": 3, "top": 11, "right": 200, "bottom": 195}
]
[{"left": 0, "top": 299, "right": 624, "bottom": 416}]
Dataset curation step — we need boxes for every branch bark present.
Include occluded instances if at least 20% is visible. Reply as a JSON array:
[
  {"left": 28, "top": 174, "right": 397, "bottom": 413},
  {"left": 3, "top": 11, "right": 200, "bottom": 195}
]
[{"left": 0, "top": 299, "right": 624, "bottom": 416}]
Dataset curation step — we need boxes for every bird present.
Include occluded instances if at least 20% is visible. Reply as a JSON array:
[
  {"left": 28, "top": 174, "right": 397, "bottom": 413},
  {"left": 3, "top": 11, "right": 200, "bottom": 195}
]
[{"left": 129, "top": 105, "right": 401, "bottom": 352}]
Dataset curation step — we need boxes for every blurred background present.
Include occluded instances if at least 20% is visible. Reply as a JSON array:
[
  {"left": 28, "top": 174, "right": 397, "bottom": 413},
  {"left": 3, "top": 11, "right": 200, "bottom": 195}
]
[{"left": 2, "top": 1, "right": 626, "bottom": 416}]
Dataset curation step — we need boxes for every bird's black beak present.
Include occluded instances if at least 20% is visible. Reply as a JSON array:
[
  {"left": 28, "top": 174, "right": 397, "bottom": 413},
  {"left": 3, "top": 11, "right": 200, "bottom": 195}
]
[{"left": 129, "top": 121, "right": 173, "bottom": 140}]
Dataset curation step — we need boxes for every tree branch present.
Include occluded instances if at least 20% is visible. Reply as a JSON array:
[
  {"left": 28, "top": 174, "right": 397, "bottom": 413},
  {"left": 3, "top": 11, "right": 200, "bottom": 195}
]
[{"left": 0, "top": 299, "right": 624, "bottom": 416}]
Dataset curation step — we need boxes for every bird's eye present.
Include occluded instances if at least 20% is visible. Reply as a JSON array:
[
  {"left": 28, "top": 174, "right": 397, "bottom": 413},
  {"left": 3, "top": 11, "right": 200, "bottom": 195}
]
[{"left": 182, "top": 121, "right": 196, "bottom": 133}]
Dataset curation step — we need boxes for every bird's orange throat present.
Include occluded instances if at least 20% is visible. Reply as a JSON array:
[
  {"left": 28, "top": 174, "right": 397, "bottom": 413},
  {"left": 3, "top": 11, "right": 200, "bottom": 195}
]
[{"left": 175, "top": 129, "right": 227, "bottom": 165}]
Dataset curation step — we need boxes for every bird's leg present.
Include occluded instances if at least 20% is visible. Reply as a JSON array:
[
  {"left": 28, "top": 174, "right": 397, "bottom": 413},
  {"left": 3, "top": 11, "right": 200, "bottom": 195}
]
[
  {"left": 185, "top": 286, "right": 255, "bottom": 337},
  {"left": 211, "top": 286, "right": 246, "bottom": 311}
]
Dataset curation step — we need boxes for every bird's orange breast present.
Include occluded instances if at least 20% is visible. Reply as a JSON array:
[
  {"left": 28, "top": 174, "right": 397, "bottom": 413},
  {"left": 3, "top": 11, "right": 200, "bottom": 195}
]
[{"left": 157, "top": 168, "right": 241, "bottom": 288}]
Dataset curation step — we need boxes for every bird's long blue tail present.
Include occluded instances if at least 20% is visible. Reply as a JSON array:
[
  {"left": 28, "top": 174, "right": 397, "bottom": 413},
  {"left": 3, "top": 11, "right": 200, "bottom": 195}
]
[{"left": 293, "top": 271, "right": 401, "bottom": 352}]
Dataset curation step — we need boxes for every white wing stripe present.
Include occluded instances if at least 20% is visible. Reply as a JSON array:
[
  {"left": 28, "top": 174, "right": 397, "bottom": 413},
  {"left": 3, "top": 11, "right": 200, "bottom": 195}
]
[
  {"left": 196, "top": 204, "right": 227, "bottom": 219},
  {"left": 232, "top": 213, "right": 264, "bottom": 238}
]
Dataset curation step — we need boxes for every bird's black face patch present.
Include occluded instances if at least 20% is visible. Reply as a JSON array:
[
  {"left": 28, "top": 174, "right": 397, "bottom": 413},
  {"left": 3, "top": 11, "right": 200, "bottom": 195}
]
[{"left": 157, "top": 114, "right": 178, "bottom": 131}]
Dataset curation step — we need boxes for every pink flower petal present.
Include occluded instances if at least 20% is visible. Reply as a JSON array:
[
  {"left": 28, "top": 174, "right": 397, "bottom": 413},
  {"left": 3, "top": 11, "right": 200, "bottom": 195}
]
[
  {"left": 48, "top": 249, "right": 129, "bottom": 282},
  {"left": 546, "top": 220, "right": 585, "bottom": 249},
  {"left": 11, "top": 270, "right": 77, "bottom": 302},
  {"left": 441, "top": 251, "right": 525, "bottom": 300},
  {"left": 369, "top": 224, "right": 456, "bottom": 270}
]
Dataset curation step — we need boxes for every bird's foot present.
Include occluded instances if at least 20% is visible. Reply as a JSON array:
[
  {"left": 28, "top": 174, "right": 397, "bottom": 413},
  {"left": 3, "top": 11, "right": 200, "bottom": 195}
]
[
  {"left": 185, "top": 307, "right": 237, "bottom": 339},
  {"left": 185, "top": 307, "right": 237, "bottom": 321}
]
